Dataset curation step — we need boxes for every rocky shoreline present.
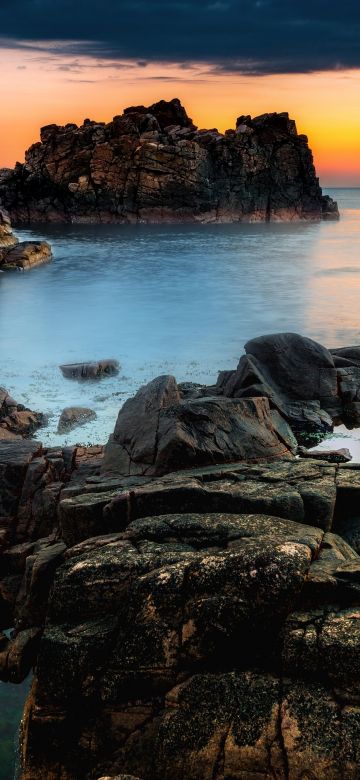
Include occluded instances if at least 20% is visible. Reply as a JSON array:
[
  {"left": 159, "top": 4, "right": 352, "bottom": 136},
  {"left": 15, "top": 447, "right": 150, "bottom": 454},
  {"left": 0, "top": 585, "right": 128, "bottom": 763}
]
[
  {"left": 0, "top": 208, "right": 51, "bottom": 271},
  {"left": 1, "top": 332, "right": 360, "bottom": 779},
  {"left": 0, "top": 98, "right": 339, "bottom": 224}
]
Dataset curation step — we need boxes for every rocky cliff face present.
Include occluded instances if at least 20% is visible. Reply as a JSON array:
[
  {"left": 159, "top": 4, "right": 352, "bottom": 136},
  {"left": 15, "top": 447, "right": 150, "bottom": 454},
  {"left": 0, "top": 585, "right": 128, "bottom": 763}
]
[{"left": 0, "top": 98, "right": 338, "bottom": 224}]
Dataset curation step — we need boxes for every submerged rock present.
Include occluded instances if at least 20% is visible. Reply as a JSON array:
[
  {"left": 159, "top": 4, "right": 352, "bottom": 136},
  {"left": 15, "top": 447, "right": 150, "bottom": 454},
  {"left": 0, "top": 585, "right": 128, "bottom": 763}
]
[{"left": 0, "top": 98, "right": 338, "bottom": 224}]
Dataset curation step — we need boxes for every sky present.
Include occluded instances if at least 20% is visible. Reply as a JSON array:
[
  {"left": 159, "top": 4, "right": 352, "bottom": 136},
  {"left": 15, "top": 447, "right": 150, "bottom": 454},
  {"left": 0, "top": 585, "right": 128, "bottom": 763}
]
[{"left": 0, "top": 1, "right": 359, "bottom": 185}]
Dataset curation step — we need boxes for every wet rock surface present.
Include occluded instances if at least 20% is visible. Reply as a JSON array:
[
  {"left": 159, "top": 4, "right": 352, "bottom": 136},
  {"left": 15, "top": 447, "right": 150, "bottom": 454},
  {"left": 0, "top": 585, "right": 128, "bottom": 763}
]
[
  {"left": 0, "top": 98, "right": 338, "bottom": 224},
  {"left": 2, "top": 333, "right": 360, "bottom": 778}
]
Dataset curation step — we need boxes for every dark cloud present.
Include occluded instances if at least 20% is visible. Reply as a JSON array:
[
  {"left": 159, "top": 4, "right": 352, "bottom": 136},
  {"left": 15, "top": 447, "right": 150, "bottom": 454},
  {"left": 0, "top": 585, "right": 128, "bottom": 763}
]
[{"left": 0, "top": 0, "right": 359, "bottom": 74}]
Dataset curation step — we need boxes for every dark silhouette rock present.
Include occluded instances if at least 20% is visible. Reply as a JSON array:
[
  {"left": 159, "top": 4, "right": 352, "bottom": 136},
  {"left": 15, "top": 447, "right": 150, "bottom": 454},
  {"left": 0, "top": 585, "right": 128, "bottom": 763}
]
[
  {"left": 57, "top": 407, "right": 97, "bottom": 433},
  {"left": 60, "top": 359, "right": 120, "bottom": 379},
  {"left": 0, "top": 99, "right": 338, "bottom": 224}
]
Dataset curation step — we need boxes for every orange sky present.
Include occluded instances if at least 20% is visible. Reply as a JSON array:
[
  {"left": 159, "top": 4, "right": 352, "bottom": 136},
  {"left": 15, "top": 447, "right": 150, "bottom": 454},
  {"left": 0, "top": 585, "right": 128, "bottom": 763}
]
[{"left": 1, "top": 46, "right": 359, "bottom": 186}]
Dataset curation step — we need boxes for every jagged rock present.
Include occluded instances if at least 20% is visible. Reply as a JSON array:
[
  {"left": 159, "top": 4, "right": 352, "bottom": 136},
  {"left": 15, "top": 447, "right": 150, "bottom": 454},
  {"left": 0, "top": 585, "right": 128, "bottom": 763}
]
[
  {"left": 322, "top": 193, "right": 340, "bottom": 219},
  {"left": 58, "top": 407, "right": 97, "bottom": 433},
  {"left": 102, "top": 375, "right": 296, "bottom": 476},
  {"left": 217, "top": 332, "right": 341, "bottom": 439},
  {"left": 0, "top": 98, "right": 338, "bottom": 224},
  {"left": 60, "top": 359, "right": 119, "bottom": 379},
  {"left": 0, "top": 387, "right": 45, "bottom": 440},
  {"left": 0, "top": 240, "right": 52, "bottom": 270}
]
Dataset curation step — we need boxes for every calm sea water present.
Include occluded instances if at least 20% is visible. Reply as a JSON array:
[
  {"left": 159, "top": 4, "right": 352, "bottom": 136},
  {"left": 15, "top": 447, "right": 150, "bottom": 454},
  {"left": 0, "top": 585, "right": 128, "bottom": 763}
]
[
  {"left": 1, "top": 188, "right": 360, "bottom": 777},
  {"left": 1, "top": 188, "right": 360, "bottom": 453}
]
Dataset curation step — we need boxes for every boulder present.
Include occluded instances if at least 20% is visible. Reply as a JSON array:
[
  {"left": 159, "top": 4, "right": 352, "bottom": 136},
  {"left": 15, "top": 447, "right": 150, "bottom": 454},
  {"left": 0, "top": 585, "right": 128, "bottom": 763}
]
[
  {"left": 0, "top": 240, "right": 52, "bottom": 270},
  {"left": 57, "top": 406, "right": 97, "bottom": 433},
  {"left": 102, "top": 375, "right": 296, "bottom": 476},
  {"left": 60, "top": 359, "right": 119, "bottom": 379},
  {"left": 218, "top": 333, "right": 339, "bottom": 438}
]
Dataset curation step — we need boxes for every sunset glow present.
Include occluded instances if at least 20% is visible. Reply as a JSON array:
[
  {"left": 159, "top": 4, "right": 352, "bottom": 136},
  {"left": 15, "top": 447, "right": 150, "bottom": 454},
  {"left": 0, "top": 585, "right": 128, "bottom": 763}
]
[{"left": 1, "top": 46, "right": 359, "bottom": 186}]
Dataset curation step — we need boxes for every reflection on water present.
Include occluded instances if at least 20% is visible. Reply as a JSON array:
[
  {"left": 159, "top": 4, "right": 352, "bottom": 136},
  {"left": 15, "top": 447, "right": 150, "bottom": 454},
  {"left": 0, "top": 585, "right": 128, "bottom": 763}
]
[{"left": 0, "top": 188, "right": 359, "bottom": 448}]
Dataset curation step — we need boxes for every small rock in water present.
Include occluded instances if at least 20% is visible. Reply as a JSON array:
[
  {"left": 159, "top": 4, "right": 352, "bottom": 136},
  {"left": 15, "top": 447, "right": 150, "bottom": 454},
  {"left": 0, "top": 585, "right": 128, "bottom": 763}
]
[
  {"left": 59, "top": 359, "right": 120, "bottom": 380},
  {"left": 57, "top": 406, "right": 97, "bottom": 433},
  {"left": 1, "top": 241, "right": 52, "bottom": 270}
]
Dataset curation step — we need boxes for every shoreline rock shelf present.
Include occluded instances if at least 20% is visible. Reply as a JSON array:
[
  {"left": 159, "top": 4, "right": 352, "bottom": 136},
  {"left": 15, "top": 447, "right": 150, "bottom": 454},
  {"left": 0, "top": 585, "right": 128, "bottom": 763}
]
[
  {"left": 0, "top": 208, "right": 52, "bottom": 271},
  {"left": 0, "top": 98, "right": 339, "bottom": 224},
  {"left": 2, "top": 331, "right": 360, "bottom": 779}
]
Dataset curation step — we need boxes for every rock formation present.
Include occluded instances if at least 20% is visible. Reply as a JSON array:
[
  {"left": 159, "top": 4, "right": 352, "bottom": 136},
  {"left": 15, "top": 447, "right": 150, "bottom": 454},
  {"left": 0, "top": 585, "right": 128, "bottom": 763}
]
[
  {"left": 2, "top": 332, "right": 360, "bottom": 779},
  {"left": 0, "top": 207, "right": 52, "bottom": 270},
  {"left": 0, "top": 98, "right": 339, "bottom": 224},
  {"left": 0, "top": 387, "right": 44, "bottom": 440}
]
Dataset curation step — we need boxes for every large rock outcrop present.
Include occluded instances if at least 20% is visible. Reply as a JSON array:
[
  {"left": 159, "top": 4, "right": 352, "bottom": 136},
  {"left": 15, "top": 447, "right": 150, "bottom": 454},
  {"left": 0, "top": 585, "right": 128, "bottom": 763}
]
[{"left": 0, "top": 98, "right": 338, "bottom": 224}]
